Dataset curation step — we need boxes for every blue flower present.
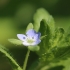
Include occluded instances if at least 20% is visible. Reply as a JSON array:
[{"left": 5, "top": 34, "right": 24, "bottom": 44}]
[{"left": 17, "top": 29, "right": 41, "bottom": 46}]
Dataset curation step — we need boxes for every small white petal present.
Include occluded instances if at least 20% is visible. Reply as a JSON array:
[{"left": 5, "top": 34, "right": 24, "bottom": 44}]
[
  {"left": 17, "top": 34, "right": 27, "bottom": 41},
  {"left": 22, "top": 41, "right": 30, "bottom": 46}
]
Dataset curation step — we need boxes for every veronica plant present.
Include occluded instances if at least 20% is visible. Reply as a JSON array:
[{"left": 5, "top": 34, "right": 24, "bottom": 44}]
[
  {"left": 8, "top": 21, "right": 45, "bottom": 70},
  {"left": 0, "top": 8, "right": 70, "bottom": 70},
  {"left": 8, "top": 27, "right": 42, "bottom": 70},
  {"left": 17, "top": 29, "right": 41, "bottom": 70}
]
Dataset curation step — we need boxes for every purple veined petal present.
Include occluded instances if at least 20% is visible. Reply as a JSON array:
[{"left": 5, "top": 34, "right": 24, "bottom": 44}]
[
  {"left": 33, "top": 32, "right": 41, "bottom": 41},
  {"left": 33, "top": 34, "right": 39, "bottom": 41},
  {"left": 26, "top": 29, "right": 36, "bottom": 37},
  {"left": 38, "top": 32, "right": 41, "bottom": 38},
  {"left": 17, "top": 34, "right": 27, "bottom": 41},
  {"left": 30, "top": 39, "right": 41, "bottom": 46}
]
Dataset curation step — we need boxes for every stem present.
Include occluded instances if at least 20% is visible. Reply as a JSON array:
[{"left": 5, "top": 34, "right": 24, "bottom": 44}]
[
  {"left": 0, "top": 45, "right": 22, "bottom": 70},
  {"left": 23, "top": 49, "right": 30, "bottom": 70}
]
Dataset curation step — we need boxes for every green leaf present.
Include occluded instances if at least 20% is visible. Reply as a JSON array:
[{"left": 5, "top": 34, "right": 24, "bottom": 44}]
[
  {"left": 63, "top": 27, "right": 70, "bottom": 46},
  {"left": 8, "top": 39, "right": 22, "bottom": 45},
  {"left": 62, "top": 58, "right": 70, "bottom": 70},
  {"left": 0, "top": 45, "right": 22, "bottom": 70},
  {"left": 65, "top": 34, "right": 70, "bottom": 45},
  {"left": 66, "top": 26, "right": 70, "bottom": 35},
  {"left": 40, "top": 58, "right": 70, "bottom": 70},
  {"left": 40, "top": 35, "right": 47, "bottom": 40},
  {"left": 26, "top": 23, "right": 33, "bottom": 32},
  {"left": 33, "top": 8, "right": 55, "bottom": 57},
  {"left": 27, "top": 8, "right": 70, "bottom": 70},
  {"left": 50, "top": 28, "right": 64, "bottom": 48},
  {"left": 29, "top": 8, "right": 70, "bottom": 70},
  {"left": 33, "top": 8, "right": 55, "bottom": 35},
  {"left": 56, "top": 27, "right": 70, "bottom": 47},
  {"left": 28, "top": 46, "right": 40, "bottom": 51},
  {"left": 29, "top": 45, "right": 70, "bottom": 70}
]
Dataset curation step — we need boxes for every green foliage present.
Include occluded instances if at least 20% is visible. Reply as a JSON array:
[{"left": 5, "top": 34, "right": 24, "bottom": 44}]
[
  {"left": 33, "top": 8, "right": 55, "bottom": 57},
  {"left": 33, "top": 8, "right": 55, "bottom": 34},
  {"left": 26, "top": 23, "right": 33, "bottom": 32},
  {"left": 8, "top": 23, "right": 34, "bottom": 46},
  {"left": 8, "top": 39, "right": 22, "bottom": 45},
  {"left": 50, "top": 27, "right": 64, "bottom": 48},
  {"left": 28, "top": 46, "right": 40, "bottom": 51},
  {"left": 0, "top": 8, "right": 70, "bottom": 70},
  {"left": 40, "top": 35, "right": 47, "bottom": 40},
  {"left": 0, "top": 45, "right": 22, "bottom": 70},
  {"left": 29, "top": 8, "right": 70, "bottom": 70}
]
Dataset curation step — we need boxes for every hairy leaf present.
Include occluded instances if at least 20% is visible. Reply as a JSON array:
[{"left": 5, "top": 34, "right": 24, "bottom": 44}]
[
  {"left": 26, "top": 23, "right": 33, "bottom": 32},
  {"left": 33, "top": 8, "right": 55, "bottom": 58},
  {"left": 29, "top": 8, "right": 70, "bottom": 70},
  {"left": 8, "top": 39, "right": 22, "bottom": 45},
  {"left": 0, "top": 45, "right": 22, "bottom": 70}
]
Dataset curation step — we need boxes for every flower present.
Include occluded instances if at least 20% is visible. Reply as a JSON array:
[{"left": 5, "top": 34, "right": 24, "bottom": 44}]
[{"left": 17, "top": 29, "right": 41, "bottom": 46}]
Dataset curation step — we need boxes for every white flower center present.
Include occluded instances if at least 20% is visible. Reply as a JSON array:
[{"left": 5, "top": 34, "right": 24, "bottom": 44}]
[{"left": 27, "top": 37, "right": 35, "bottom": 43}]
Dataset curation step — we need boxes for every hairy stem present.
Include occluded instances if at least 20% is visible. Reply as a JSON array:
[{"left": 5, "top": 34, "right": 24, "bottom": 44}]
[{"left": 23, "top": 49, "right": 30, "bottom": 70}]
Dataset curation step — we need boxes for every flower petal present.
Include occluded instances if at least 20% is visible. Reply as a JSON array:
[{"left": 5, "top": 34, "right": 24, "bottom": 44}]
[
  {"left": 33, "top": 33, "right": 41, "bottom": 41},
  {"left": 33, "top": 34, "right": 39, "bottom": 41},
  {"left": 17, "top": 29, "right": 41, "bottom": 46},
  {"left": 23, "top": 39, "right": 41, "bottom": 46},
  {"left": 17, "top": 34, "right": 27, "bottom": 41},
  {"left": 38, "top": 32, "right": 41, "bottom": 38},
  {"left": 26, "top": 29, "right": 36, "bottom": 37},
  {"left": 22, "top": 41, "right": 30, "bottom": 46}
]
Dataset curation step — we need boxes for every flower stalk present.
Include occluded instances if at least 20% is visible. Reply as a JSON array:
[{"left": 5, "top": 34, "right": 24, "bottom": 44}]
[{"left": 23, "top": 49, "right": 30, "bottom": 70}]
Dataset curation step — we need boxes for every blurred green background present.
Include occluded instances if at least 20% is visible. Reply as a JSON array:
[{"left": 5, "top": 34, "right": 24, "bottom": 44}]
[{"left": 0, "top": 0, "right": 70, "bottom": 70}]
